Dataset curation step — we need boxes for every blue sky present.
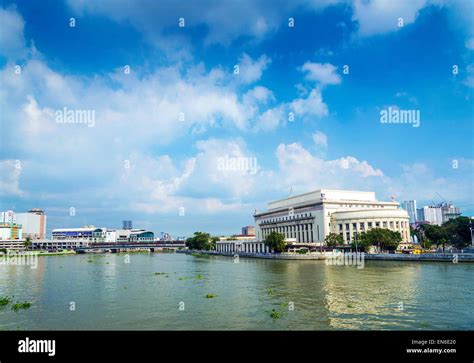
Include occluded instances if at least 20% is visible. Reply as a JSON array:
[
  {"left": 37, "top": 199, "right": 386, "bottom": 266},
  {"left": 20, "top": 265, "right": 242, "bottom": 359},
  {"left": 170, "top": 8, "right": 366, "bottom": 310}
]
[{"left": 0, "top": 0, "right": 473, "bottom": 237}]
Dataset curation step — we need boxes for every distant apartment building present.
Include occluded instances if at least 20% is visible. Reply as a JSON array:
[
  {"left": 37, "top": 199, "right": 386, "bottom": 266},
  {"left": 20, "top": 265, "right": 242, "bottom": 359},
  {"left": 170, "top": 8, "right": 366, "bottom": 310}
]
[
  {"left": 1, "top": 210, "right": 16, "bottom": 224},
  {"left": 401, "top": 200, "right": 417, "bottom": 224},
  {"left": 122, "top": 220, "right": 133, "bottom": 230},
  {"left": 15, "top": 209, "right": 47, "bottom": 239},
  {"left": 423, "top": 206, "right": 443, "bottom": 226},
  {"left": 241, "top": 226, "right": 256, "bottom": 236},
  {"left": 419, "top": 203, "right": 461, "bottom": 226},
  {"left": 416, "top": 208, "right": 425, "bottom": 223},
  {"left": 440, "top": 203, "right": 461, "bottom": 223}
]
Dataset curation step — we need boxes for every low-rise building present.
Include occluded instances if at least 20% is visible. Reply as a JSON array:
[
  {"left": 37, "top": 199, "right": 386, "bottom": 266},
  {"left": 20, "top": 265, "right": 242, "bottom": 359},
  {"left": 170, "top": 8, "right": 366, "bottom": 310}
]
[
  {"left": 0, "top": 223, "right": 23, "bottom": 240},
  {"left": 254, "top": 189, "right": 410, "bottom": 246},
  {"left": 52, "top": 227, "right": 105, "bottom": 243},
  {"left": 0, "top": 240, "right": 25, "bottom": 251}
]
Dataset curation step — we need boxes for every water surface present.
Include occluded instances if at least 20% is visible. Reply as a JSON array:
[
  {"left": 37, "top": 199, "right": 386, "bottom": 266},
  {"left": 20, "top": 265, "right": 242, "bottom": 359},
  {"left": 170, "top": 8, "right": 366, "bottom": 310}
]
[{"left": 0, "top": 253, "right": 472, "bottom": 330}]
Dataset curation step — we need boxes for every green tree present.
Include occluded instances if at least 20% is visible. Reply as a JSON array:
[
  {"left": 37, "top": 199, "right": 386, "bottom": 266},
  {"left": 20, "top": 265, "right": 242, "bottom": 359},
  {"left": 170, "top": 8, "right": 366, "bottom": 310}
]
[
  {"left": 324, "top": 233, "right": 343, "bottom": 247},
  {"left": 185, "top": 232, "right": 216, "bottom": 251},
  {"left": 423, "top": 224, "right": 449, "bottom": 252},
  {"left": 23, "top": 236, "right": 32, "bottom": 250},
  {"left": 351, "top": 232, "right": 372, "bottom": 252},
  {"left": 443, "top": 217, "right": 472, "bottom": 249},
  {"left": 354, "top": 228, "right": 401, "bottom": 252},
  {"left": 264, "top": 232, "right": 286, "bottom": 253}
]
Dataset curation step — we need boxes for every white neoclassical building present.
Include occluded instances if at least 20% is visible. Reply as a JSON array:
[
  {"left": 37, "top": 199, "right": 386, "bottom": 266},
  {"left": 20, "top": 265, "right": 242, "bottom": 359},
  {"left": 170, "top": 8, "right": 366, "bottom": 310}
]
[
  {"left": 215, "top": 239, "right": 269, "bottom": 254},
  {"left": 253, "top": 189, "right": 410, "bottom": 245}
]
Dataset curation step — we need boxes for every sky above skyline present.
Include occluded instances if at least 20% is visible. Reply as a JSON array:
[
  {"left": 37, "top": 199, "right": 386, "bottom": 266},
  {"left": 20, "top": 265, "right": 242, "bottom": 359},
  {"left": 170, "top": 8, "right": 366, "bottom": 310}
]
[{"left": 0, "top": 0, "right": 473, "bottom": 237}]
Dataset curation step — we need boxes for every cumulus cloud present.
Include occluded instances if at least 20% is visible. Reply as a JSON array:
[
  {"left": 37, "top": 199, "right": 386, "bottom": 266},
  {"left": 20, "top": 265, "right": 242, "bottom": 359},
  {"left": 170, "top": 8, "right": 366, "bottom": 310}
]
[
  {"left": 0, "top": 160, "right": 24, "bottom": 197},
  {"left": 235, "top": 53, "right": 271, "bottom": 85},
  {"left": 291, "top": 88, "right": 329, "bottom": 118},
  {"left": 301, "top": 62, "right": 342, "bottom": 85},
  {"left": 352, "top": 0, "right": 428, "bottom": 36}
]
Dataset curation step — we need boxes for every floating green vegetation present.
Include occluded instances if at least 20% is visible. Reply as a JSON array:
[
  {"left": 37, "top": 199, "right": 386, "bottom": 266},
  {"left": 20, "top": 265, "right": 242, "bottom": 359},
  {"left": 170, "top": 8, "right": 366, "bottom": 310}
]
[
  {"left": 178, "top": 276, "right": 192, "bottom": 280},
  {"left": 270, "top": 309, "right": 283, "bottom": 319},
  {"left": 195, "top": 274, "right": 204, "bottom": 280},
  {"left": 87, "top": 260, "right": 93, "bottom": 263},
  {"left": 279, "top": 302, "right": 287, "bottom": 308},
  {"left": 266, "top": 288, "right": 274, "bottom": 296},
  {"left": 12, "top": 302, "right": 32, "bottom": 312},
  {"left": 0, "top": 296, "right": 12, "bottom": 307},
  {"left": 347, "top": 304, "right": 354, "bottom": 308},
  {"left": 191, "top": 252, "right": 211, "bottom": 258},
  {"left": 205, "top": 293, "right": 217, "bottom": 299},
  {"left": 154, "top": 272, "right": 168, "bottom": 275}
]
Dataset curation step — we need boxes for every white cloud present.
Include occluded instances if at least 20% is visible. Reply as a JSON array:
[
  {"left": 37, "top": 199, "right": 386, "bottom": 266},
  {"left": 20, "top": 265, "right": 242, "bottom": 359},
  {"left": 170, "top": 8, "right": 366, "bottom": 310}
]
[
  {"left": 312, "top": 131, "right": 328, "bottom": 148},
  {"left": 301, "top": 62, "right": 342, "bottom": 85},
  {"left": 291, "top": 88, "right": 329, "bottom": 118},
  {"left": 236, "top": 53, "right": 271, "bottom": 85},
  {"left": 0, "top": 160, "right": 24, "bottom": 197},
  {"left": 0, "top": 7, "right": 27, "bottom": 59},
  {"left": 352, "top": 0, "right": 428, "bottom": 36},
  {"left": 254, "top": 105, "right": 286, "bottom": 131}
]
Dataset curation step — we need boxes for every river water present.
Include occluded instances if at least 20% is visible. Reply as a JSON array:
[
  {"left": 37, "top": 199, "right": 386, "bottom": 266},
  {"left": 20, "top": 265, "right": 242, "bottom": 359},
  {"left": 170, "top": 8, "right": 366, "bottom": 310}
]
[{"left": 0, "top": 252, "right": 472, "bottom": 330}]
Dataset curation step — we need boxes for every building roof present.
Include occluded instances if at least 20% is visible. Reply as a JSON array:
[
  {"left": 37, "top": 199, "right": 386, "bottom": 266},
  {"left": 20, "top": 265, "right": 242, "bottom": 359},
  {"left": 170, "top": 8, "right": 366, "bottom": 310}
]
[{"left": 52, "top": 227, "right": 102, "bottom": 232}]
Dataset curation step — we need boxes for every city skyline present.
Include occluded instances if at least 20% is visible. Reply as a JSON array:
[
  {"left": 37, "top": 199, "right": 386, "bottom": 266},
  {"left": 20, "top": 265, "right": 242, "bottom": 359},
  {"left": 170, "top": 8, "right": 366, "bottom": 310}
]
[{"left": 1, "top": 1, "right": 473, "bottom": 237}]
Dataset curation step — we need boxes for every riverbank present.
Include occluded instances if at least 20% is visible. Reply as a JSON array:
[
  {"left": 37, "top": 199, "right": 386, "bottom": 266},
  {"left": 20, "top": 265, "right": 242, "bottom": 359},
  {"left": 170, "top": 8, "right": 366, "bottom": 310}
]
[
  {"left": 0, "top": 250, "right": 76, "bottom": 257},
  {"left": 181, "top": 250, "right": 474, "bottom": 262}
]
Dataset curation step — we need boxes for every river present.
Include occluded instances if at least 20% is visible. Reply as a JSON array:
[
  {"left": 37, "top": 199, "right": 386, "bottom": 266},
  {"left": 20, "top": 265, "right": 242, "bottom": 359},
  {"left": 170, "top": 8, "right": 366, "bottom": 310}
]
[{"left": 0, "top": 252, "right": 472, "bottom": 330}]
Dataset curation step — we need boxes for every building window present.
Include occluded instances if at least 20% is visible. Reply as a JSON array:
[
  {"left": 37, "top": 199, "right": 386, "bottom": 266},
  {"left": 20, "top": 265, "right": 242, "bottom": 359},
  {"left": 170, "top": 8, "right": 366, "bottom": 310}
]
[
  {"left": 345, "top": 223, "right": 349, "bottom": 230},
  {"left": 338, "top": 224, "right": 342, "bottom": 231},
  {"left": 382, "top": 222, "right": 387, "bottom": 228},
  {"left": 368, "top": 222, "right": 373, "bottom": 228},
  {"left": 360, "top": 223, "right": 365, "bottom": 230},
  {"left": 352, "top": 223, "right": 357, "bottom": 229},
  {"left": 375, "top": 222, "right": 380, "bottom": 227},
  {"left": 346, "top": 232, "right": 350, "bottom": 241}
]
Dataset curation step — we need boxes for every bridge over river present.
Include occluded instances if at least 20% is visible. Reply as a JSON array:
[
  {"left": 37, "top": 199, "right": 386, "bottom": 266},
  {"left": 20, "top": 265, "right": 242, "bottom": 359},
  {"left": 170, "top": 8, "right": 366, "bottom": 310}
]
[{"left": 75, "top": 241, "right": 186, "bottom": 253}]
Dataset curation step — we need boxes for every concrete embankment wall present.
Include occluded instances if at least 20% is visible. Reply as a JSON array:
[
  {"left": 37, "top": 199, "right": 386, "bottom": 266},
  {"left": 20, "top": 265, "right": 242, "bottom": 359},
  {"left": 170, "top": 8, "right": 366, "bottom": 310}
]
[
  {"left": 365, "top": 253, "right": 474, "bottom": 262},
  {"left": 179, "top": 250, "right": 474, "bottom": 262}
]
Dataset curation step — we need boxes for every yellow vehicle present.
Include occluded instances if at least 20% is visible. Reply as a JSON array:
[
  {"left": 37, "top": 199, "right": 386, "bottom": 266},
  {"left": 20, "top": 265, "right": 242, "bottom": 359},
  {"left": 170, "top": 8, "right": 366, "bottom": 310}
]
[{"left": 413, "top": 249, "right": 422, "bottom": 255}]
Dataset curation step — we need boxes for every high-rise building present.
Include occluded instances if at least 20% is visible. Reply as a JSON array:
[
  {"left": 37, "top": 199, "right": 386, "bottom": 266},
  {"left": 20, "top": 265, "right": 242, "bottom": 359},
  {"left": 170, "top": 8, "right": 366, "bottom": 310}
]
[
  {"left": 423, "top": 206, "right": 443, "bottom": 226},
  {"left": 241, "top": 226, "right": 256, "bottom": 236},
  {"left": 122, "top": 220, "right": 133, "bottom": 230},
  {"left": 1, "top": 210, "right": 16, "bottom": 223},
  {"left": 416, "top": 208, "right": 425, "bottom": 222},
  {"left": 441, "top": 203, "right": 461, "bottom": 223},
  {"left": 14, "top": 209, "right": 46, "bottom": 239},
  {"left": 401, "top": 200, "right": 417, "bottom": 224}
]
